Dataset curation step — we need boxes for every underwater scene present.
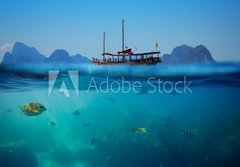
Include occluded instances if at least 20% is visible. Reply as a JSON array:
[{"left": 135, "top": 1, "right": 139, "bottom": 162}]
[{"left": 0, "top": 63, "right": 240, "bottom": 167}]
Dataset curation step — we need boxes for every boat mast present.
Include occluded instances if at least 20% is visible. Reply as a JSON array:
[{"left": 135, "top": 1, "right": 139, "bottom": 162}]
[
  {"left": 103, "top": 32, "right": 105, "bottom": 59},
  {"left": 122, "top": 19, "right": 125, "bottom": 61},
  {"left": 122, "top": 19, "right": 124, "bottom": 52}
]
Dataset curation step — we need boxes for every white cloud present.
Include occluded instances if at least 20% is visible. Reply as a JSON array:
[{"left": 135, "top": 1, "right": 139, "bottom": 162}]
[{"left": 0, "top": 42, "right": 15, "bottom": 62}]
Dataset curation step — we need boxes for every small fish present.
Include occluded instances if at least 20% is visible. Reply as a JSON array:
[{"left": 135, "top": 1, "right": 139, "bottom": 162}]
[
  {"left": 136, "top": 88, "right": 149, "bottom": 94},
  {"left": 6, "top": 109, "right": 12, "bottom": 112},
  {"left": 82, "top": 123, "right": 92, "bottom": 127},
  {"left": 132, "top": 127, "right": 147, "bottom": 134},
  {"left": 72, "top": 110, "right": 80, "bottom": 116},
  {"left": 109, "top": 97, "right": 115, "bottom": 101},
  {"left": 18, "top": 102, "right": 46, "bottom": 116},
  {"left": 116, "top": 140, "right": 123, "bottom": 146},
  {"left": 109, "top": 97, "right": 116, "bottom": 103},
  {"left": 90, "top": 135, "right": 96, "bottom": 146},
  {"left": 170, "top": 90, "right": 179, "bottom": 95},
  {"left": 161, "top": 121, "right": 168, "bottom": 126},
  {"left": 48, "top": 121, "right": 56, "bottom": 126},
  {"left": 103, "top": 155, "right": 112, "bottom": 167},
  {"left": 180, "top": 131, "right": 195, "bottom": 137}
]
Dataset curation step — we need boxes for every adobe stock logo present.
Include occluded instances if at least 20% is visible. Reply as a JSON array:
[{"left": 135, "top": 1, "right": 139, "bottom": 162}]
[
  {"left": 48, "top": 70, "right": 78, "bottom": 97},
  {"left": 48, "top": 70, "right": 193, "bottom": 97}
]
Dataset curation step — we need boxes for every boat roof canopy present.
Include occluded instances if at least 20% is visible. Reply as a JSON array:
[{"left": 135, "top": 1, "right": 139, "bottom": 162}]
[{"left": 102, "top": 51, "right": 161, "bottom": 57}]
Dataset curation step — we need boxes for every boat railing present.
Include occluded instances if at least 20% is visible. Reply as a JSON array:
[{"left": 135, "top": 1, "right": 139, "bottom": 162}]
[{"left": 93, "top": 55, "right": 161, "bottom": 64}]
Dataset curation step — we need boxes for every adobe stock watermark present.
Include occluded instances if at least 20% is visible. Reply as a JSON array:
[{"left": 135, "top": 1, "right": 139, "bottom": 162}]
[
  {"left": 87, "top": 76, "right": 192, "bottom": 94},
  {"left": 48, "top": 70, "right": 193, "bottom": 97},
  {"left": 49, "top": 70, "right": 79, "bottom": 97}
]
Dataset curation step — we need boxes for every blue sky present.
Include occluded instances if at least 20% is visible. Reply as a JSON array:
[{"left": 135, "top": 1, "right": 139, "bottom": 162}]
[{"left": 0, "top": 0, "right": 240, "bottom": 61}]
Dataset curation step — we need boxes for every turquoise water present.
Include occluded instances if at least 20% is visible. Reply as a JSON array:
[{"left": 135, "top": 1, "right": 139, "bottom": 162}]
[{"left": 0, "top": 63, "right": 240, "bottom": 167}]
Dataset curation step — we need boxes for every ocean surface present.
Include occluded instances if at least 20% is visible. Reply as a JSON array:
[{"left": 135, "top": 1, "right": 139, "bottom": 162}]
[{"left": 0, "top": 63, "right": 240, "bottom": 167}]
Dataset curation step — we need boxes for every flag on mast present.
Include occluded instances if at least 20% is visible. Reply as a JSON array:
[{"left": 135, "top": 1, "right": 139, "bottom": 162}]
[{"left": 155, "top": 42, "right": 160, "bottom": 49}]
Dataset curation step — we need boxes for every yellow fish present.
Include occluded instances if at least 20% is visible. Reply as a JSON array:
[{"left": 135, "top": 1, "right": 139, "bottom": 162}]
[
  {"left": 18, "top": 102, "right": 46, "bottom": 116},
  {"left": 132, "top": 128, "right": 147, "bottom": 134}
]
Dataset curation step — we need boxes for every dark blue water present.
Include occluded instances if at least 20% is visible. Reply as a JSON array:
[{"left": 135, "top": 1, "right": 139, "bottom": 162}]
[{"left": 0, "top": 63, "right": 240, "bottom": 167}]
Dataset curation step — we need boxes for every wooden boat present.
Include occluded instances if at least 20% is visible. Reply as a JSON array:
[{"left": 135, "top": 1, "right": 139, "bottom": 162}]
[{"left": 92, "top": 19, "right": 161, "bottom": 65}]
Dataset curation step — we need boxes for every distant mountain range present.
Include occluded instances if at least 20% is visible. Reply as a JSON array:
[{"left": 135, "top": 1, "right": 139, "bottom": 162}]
[
  {"left": 1, "top": 42, "right": 91, "bottom": 65},
  {"left": 1, "top": 42, "right": 216, "bottom": 65},
  {"left": 162, "top": 45, "right": 216, "bottom": 64}
]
